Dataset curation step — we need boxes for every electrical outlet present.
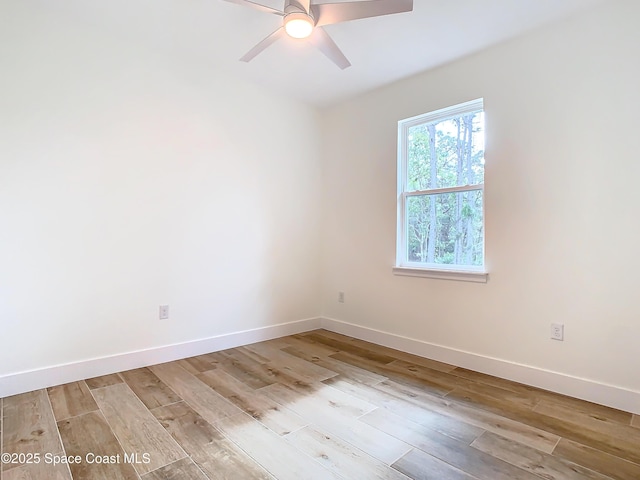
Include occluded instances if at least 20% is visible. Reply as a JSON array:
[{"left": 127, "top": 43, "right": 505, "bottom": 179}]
[
  {"left": 551, "top": 323, "right": 564, "bottom": 341},
  {"left": 338, "top": 292, "right": 345, "bottom": 303},
  {"left": 159, "top": 305, "right": 169, "bottom": 320}
]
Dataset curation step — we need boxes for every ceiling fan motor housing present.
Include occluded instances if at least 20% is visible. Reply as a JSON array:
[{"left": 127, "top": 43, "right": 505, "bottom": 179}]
[
  {"left": 285, "top": 0, "right": 313, "bottom": 16},
  {"left": 284, "top": 11, "right": 315, "bottom": 23}
]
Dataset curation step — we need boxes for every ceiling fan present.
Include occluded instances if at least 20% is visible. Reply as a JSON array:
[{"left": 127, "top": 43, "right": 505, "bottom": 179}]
[{"left": 222, "top": 0, "right": 413, "bottom": 69}]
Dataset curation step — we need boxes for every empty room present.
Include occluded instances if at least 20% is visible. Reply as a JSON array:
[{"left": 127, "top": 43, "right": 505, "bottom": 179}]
[{"left": 1, "top": 0, "right": 639, "bottom": 479}]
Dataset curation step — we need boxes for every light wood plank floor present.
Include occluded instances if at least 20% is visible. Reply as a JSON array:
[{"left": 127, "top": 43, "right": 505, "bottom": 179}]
[{"left": 1, "top": 329, "right": 638, "bottom": 480}]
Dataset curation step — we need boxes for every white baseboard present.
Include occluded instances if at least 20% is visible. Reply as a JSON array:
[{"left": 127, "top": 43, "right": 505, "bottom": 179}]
[
  {"left": 0, "top": 317, "right": 321, "bottom": 398},
  {"left": 320, "top": 317, "right": 640, "bottom": 415},
  {"left": 4, "top": 315, "right": 638, "bottom": 415}
]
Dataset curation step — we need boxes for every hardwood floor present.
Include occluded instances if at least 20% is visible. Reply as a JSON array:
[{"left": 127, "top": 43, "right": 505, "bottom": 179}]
[{"left": 1, "top": 330, "right": 638, "bottom": 480}]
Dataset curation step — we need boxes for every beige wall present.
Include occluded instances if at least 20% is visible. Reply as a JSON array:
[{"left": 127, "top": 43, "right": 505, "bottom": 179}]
[
  {"left": 320, "top": 0, "right": 640, "bottom": 393},
  {"left": 0, "top": 2, "right": 322, "bottom": 375}
]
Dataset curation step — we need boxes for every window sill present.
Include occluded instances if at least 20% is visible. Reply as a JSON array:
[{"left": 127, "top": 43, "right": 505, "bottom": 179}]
[{"left": 393, "top": 266, "right": 489, "bottom": 283}]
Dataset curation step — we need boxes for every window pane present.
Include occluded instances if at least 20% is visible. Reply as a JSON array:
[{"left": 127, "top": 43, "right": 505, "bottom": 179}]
[
  {"left": 406, "top": 190, "right": 484, "bottom": 267},
  {"left": 407, "top": 112, "right": 484, "bottom": 190}
]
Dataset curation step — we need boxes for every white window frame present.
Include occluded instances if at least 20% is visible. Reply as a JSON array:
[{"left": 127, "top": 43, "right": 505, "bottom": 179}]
[{"left": 394, "top": 98, "right": 488, "bottom": 283}]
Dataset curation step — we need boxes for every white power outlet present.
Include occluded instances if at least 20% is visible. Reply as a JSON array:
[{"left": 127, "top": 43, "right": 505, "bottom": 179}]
[
  {"left": 338, "top": 292, "right": 345, "bottom": 303},
  {"left": 551, "top": 323, "right": 564, "bottom": 341},
  {"left": 159, "top": 305, "right": 169, "bottom": 320}
]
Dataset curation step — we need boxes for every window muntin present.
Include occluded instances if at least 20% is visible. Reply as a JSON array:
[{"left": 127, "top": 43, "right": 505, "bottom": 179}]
[{"left": 397, "top": 99, "right": 485, "bottom": 273}]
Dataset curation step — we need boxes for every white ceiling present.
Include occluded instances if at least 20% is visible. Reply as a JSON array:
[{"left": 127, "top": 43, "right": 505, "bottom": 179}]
[{"left": 27, "top": 0, "right": 606, "bottom": 107}]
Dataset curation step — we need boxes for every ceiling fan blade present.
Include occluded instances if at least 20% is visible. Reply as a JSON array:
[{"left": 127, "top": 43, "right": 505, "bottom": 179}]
[
  {"left": 309, "top": 27, "right": 351, "bottom": 70},
  {"left": 311, "top": 0, "right": 412, "bottom": 27},
  {"left": 222, "top": 0, "right": 283, "bottom": 16},
  {"left": 240, "top": 27, "right": 286, "bottom": 62}
]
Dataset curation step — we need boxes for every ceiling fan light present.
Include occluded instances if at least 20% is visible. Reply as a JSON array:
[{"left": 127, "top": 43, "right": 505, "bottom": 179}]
[{"left": 284, "top": 13, "right": 314, "bottom": 39}]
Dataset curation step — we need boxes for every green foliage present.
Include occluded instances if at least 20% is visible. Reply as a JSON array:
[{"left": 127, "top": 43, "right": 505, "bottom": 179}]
[{"left": 406, "top": 112, "right": 484, "bottom": 266}]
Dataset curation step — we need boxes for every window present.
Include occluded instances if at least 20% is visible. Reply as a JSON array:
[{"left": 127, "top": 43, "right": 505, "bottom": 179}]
[{"left": 395, "top": 99, "right": 487, "bottom": 282}]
